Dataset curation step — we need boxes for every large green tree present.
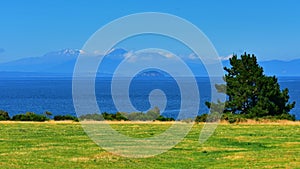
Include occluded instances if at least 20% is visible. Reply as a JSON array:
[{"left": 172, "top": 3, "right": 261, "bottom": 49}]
[{"left": 212, "top": 53, "right": 295, "bottom": 118}]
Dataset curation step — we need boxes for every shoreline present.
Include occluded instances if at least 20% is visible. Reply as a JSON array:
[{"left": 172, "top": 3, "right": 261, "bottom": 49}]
[{"left": 1, "top": 120, "right": 300, "bottom": 125}]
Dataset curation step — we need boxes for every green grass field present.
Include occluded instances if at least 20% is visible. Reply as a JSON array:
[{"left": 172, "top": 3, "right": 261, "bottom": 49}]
[{"left": 1, "top": 122, "right": 300, "bottom": 168}]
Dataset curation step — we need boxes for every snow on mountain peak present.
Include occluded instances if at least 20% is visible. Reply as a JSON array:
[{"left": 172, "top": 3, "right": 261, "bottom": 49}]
[
  {"left": 57, "top": 49, "right": 80, "bottom": 56},
  {"left": 44, "top": 49, "right": 80, "bottom": 57}
]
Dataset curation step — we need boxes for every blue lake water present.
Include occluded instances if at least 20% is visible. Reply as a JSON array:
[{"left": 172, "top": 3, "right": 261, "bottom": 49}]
[{"left": 0, "top": 76, "right": 299, "bottom": 119}]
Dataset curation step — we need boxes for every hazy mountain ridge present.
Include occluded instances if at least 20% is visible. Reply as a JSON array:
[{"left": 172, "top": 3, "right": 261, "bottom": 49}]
[
  {"left": 0, "top": 49, "right": 79, "bottom": 73},
  {"left": 0, "top": 48, "right": 299, "bottom": 77}
]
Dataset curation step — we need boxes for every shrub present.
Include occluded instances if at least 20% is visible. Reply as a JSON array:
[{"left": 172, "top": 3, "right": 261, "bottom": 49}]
[
  {"left": 0, "top": 110, "right": 10, "bottom": 120},
  {"left": 12, "top": 112, "right": 48, "bottom": 122},
  {"left": 101, "top": 112, "right": 128, "bottom": 121},
  {"left": 146, "top": 107, "right": 160, "bottom": 120},
  {"left": 181, "top": 118, "right": 194, "bottom": 123},
  {"left": 80, "top": 111, "right": 175, "bottom": 122},
  {"left": 195, "top": 114, "right": 208, "bottom": 123},
  {"left": 195, "top": 112, "right": 221, "bottom": 123},
  {"left": 127, "top": 112, "right": 149, "bottom": 121},
  {"left": 79, "top": 108, "right": 174, "bottom": 122},
  {"left": 277, "top": 113, "right": 296, "bottom": 121},
  {"left": 207, "top": 112, "right": 222, "bottom": 122},
  {"left": 54, "top": 115, "right": 79, "bottom": 122},
  {"left": 79, "top": 113, "right": 104, "bottom": 121},
  {"left": 227, "top": 115, "right": 237, "bottom": 124},
  {"left": 80, "top": 112, "right": 152, "bottom": 121},
  {"left": 255, "top": 114, "right": 296, "bottom": 122},
  {"left": 156, "top": 115, "right": 175, "bottom": 121},
  {"left": 115, "top": 112, "right": 128, "bottom": 121},
  {"left": 222, "top": 113, "right": 248, "bottom": 124}
]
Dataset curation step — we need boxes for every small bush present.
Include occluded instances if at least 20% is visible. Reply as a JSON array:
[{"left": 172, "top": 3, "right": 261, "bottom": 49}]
[
  {"left": 115, "top": 112, "right": 128, "bottom": 121},
  {"left": 181, "top": 118, "right": 194, "bottom": 123},
  {"left": 222, "top": 113, "right": 248, "bottom": 124},
  {"left": 127, "top": 112, "right": 149, "bottom": 121},
  {"left": 80, "top": 107, "right": 170, "bottom": 122},
  {"left": 156, "top": 115, "right": 175, "bottom": 121},
  {"left": 227, "top": 115, "right": 237, "bottom": 124},
  {"left": 101, "top": 112, "right": 129, "bottom": 121},
  {"left": 195, "top": 112, "right": 221, "bottom": 123},
  {"left": 146, "top": 107, "right": 160, "bottom": 120},
  {"left": 195, "top": 114, "right": 208, "bottom": 123},
  {"left": 207, "top": 112, "right": 222, "bottom": 122},
  {"left": 236, "top": 117, "right": 248, "bottom": 123},
  {"left": 54, "top": 115, "right": 79, "bottom": 122},
  {"left": 124, "top": 107, "right": 162, "bottom": 121},
  {"left": 0, "top": 110, "right": 10, "bottom": 120},
  {"left": 12, "top": 112, "right": 48, "bottom": 122},
  {"left": 254, "top": 113, "right": 296, "bottom": 122},
  {"left": 80, "top": 113, "right": 104, "bottom": 121},
  {"left": 276, "top": 113, "right": 296, "bottom": 121},
  {"left": 197, "top": 111, "right": 295, "bottom": 124}
]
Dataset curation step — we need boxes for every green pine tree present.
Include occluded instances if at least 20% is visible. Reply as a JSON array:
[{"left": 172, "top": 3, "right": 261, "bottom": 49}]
[{"left": 208, "top": 53, "right": 295, "bottom": 119}]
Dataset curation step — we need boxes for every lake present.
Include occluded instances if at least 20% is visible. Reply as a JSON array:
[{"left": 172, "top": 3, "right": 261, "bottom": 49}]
[{"left": 0, "top": 76, "right": 299, "bottom": 119}]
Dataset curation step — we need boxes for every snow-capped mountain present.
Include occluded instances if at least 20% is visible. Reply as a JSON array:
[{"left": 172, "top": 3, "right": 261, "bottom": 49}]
[
  {"left": 43, "top": 49, "right": 80, "bottom": 58},
  {"left": 0, "top": 48, "right": 299, "bottom": 77},
  {"left": 0, "top": 49, "right": 80, "bottom": 73},
  {"left": 0, "top": 48, "right": 128, "bottom": 76}
]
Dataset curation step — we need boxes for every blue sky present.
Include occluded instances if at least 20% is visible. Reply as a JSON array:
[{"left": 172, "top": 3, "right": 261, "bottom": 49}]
[{"left": 0, "top": 0, "right": 300, "bottom": 63}]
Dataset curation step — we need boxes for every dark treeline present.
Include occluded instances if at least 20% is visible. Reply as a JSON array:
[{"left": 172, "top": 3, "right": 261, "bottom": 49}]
[
  {"left": 0, "top": 109, "right": 297, "bottom": 123},
  {"left": 0, "top": 107, "right": 175, "bottom": 122},
  {"left": 195, "top": 112, "right": 296, "bottom": 124},
  {"left": 2, "top": 109, "right": 296, "bottom": 124}
]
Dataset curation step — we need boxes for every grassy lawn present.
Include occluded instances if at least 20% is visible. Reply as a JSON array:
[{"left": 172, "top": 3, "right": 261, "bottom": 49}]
[{"left": 0, "top": 122, "right": 300, "bottom": 168}]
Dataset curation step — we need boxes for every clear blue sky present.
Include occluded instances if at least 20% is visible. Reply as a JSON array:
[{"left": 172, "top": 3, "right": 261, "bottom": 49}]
[{"left": 0, "top": 0, "right": 300, "bottom": 62}]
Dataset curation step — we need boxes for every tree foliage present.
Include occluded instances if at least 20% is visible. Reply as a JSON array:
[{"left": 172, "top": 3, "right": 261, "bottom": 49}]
[
  {"left": 79, "top": 107, "right": 174, "bottom": 121},
  {"left": 210, "top": 53, "right": 295, "bottom": 119},
  {"left": 54, "top": 115, "right": 79, "bottom": 122},
  {"left": 0, "top": 110, "right": 10, "bottom": 120},
  {"left": 12, "top": 112, "right": 49, "bottom": 122}
]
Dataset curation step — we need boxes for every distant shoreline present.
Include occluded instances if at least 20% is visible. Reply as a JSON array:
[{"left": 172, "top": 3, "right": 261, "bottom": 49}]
[{"left": 1, "top": 120, "right": 300, "bottom": 125}]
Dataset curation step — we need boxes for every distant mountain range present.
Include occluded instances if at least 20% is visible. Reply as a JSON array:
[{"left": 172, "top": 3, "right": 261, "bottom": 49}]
[
  {"left": 0, "top": 48, "right": 299, "bottom": 77},
  {"left": 0, "top": 49, "right": 79, "bottom": 74}
]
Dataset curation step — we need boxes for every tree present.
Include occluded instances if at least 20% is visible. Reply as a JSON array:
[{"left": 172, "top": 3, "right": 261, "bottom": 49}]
[
  {"left": 0, "top": 110, "right": 10, "bottom": 120},
  {"left": 209, "top": 53, "right": 295, "bottom": 119}
]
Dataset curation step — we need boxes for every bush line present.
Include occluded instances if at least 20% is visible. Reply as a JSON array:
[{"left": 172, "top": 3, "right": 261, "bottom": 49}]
[{"left": 0, "top": 109, "right": 297, "bottom": 123}]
